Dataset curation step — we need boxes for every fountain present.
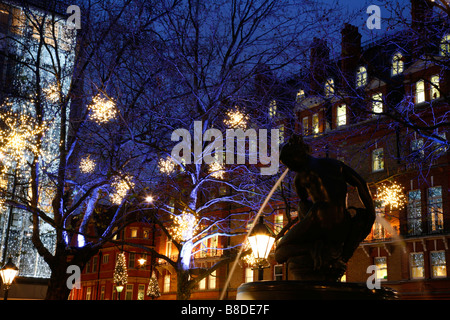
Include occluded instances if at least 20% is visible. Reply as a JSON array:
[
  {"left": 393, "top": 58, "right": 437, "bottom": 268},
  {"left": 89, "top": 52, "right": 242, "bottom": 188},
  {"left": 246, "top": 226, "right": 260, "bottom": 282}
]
[{"left": 232, "top": 135, "right": 398, "bottom": 300}]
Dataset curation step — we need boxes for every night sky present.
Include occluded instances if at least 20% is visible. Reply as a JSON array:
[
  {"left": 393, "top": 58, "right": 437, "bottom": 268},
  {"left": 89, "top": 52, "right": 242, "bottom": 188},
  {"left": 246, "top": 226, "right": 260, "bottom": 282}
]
[{"left": 336, "top": 0, "right": 411, "bottom": 40}]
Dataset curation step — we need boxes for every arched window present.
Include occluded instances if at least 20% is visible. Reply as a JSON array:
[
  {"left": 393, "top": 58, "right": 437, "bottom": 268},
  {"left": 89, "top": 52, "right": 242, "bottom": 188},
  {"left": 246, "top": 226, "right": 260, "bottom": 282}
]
[
  {"left": 440, "top": 34, "right": 450, "bottom": 56},
  {"left": 356, "top": 66, "right": 367, "bottom": 87},
  {"left": 391, "top": 52, "right": 403, "bottom": 76},
  {"left": 324, "top": 78, "right": 334, "bottom": 97}
]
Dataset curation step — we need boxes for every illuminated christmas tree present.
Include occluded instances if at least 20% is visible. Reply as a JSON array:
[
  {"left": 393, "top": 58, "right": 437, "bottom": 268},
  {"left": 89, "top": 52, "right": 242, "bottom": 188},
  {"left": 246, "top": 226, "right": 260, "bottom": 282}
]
[
  {"left": 113, "top": 252, "right": 128, "bottom": 287},
  {"left": 146, "top": 272, "right": 161, "bottom": 299}
]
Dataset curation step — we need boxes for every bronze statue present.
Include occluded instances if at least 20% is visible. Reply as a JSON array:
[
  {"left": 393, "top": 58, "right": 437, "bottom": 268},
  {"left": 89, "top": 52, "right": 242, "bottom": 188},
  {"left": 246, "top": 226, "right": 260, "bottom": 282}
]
[{"left": 275, "top": 135, "right": 375, "bottom": 281}]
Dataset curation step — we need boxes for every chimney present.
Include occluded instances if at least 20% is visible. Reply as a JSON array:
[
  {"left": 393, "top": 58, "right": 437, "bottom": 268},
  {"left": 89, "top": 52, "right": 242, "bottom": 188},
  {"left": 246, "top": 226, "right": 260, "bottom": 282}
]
[
  {"left": 340, "top": 23, "right": 361, "bottom": 88},
  {"left": 411, "top": 0, "right": 433, "bottom": 32},
  {"left": 411, "top": 0, "right": 434, "bottom": 57},
  {"left": 309, "top": 37, "right": 330, "bottom": 94}
]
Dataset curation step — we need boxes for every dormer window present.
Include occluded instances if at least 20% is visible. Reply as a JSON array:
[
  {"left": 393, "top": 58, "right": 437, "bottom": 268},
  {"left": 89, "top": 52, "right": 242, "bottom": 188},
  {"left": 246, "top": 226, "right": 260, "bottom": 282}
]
[
  {"left": 356, "top": 66, "right": 367, "bottom": 88},
  {"left": 391, "top": 52, "right": 404, "bottom": 76},
  {"left": 336, "top": 104, "right": 347, "bottom": 127},
  {"left": 269, "top": 100, "right": 277, "bottom": 118},
  {"left": 440, "top": 34, "right": 450, "bottom": 56},
  {"left": 324, "top": 78, "right": 334, "bottom": 97},
  {"left": 431, "top": 75, "right": 440, "bottom": 100},
  {"left": 372, "top": 92, "right": 383, "bottom": 115},
  {"left": 415, "top": 80, "right": 425, "bottom": 104},
  {"left": 296, "top": 89, "right": 305, "bottom": 102}
]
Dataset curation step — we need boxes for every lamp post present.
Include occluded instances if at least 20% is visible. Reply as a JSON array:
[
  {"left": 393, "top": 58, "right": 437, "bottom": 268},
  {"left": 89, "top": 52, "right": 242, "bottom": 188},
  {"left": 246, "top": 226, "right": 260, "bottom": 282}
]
[
  {"left": 248, "top": 216, "right": 276, "bottom": 281},
  {"left": 116, "top": 285, "right": 124, "bottom": 300},
  {"left": 0, "top": 257, "right": 19, "bottom": 300}
]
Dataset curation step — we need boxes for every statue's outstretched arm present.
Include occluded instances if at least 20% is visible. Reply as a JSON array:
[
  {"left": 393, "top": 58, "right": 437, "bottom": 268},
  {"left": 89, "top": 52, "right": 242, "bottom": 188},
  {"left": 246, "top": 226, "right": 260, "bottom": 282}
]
[{"left": 342, "top": 164, "right": 375, "bottom": 215}]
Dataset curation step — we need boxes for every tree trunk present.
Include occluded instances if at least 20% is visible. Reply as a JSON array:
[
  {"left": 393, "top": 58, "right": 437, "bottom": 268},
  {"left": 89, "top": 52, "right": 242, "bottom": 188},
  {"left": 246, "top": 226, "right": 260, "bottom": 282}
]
[
  {"left": 176, "top": 269, "right": 192, "bottom": 300},
  {"left": 45, "top": 263, "right": 72, "bottom": 300}
]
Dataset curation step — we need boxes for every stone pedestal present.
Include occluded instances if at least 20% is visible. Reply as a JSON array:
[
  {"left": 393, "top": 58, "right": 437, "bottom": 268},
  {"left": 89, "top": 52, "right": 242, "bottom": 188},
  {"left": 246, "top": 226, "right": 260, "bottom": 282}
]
[{"left": 237, "top": 280, "right": 398, "bottom": 300}]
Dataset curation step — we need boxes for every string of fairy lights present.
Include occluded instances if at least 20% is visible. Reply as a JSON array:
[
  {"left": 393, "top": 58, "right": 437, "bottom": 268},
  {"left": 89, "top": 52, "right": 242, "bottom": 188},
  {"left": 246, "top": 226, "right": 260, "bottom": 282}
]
[
  {"left": 169, "top": 211, "right": 199, "bottom": 242},
  {"left": 376, "top": 181, "right": 407, "bottom": 210}
]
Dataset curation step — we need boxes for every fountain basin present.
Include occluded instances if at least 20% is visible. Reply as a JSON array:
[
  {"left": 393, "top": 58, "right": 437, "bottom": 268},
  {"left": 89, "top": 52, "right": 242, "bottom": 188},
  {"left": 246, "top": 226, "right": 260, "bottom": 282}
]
[{"left": 237, "top": 280, "right": 399, "bottom": 300}]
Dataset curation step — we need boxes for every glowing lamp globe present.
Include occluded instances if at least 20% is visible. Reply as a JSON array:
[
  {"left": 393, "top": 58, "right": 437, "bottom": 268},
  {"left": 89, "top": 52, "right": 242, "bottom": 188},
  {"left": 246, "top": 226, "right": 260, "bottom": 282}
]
[
  {"left": 0, "top": 257, "right": 19, "bottom": 288},
  {"left": 116, "top": 285, "right": 124, "bottom": 293},
  {"left": 248, "top": 217, "right": 276, "bottom": 261}
]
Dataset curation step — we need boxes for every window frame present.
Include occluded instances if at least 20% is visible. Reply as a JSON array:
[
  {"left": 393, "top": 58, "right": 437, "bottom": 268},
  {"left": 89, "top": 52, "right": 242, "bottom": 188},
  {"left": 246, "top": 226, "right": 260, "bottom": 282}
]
[
  {"left": 430, "top": 74, "right": 440, "bottom": 100},
  {"left": 430, "top": 250, "right": 447, "bottom": 279},
  {"left": 371, "top": 92, "right": 383, "bottom": 115},
  {"left": 415, "top": 80, "right": 425, "bottom": 104},
  {"left": 410, "top": 252, "right": 425, "bottom": 279},
  {"left": 372, "top": 147, "right": 384, "bottom": 172},
  {"left": 336, "top": 104, "right": 347, "bottom": 127},
  {"left": 440, "top": 34, "right": 450, "bottom": 56},
  {"left": 324, "top": 78, "right": 334, "bottom": 97},
  {"left": 356, "top": 66, "right": 368, "bottom": 88},
  {"left": 391, "top": 52, "right": 404, "bottom": 76},
  {"left": 407, "top": 190, "right": 422, "bottom": 236},
  {"left": 427, "top": 186, "right": 443, "bottom": 233}
]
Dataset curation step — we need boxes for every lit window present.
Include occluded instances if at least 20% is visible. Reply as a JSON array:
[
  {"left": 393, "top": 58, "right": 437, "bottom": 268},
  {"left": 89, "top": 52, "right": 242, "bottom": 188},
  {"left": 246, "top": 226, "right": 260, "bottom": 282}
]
[
  {"left": 374, "top": 257, "right": 387, "bottom": 281},
  {"left": 434, "top": 132, "right": 448, "bottom": 156},
  {"left": 430, "top": 75, "right": 440, "bottom": 100},
  {"left": 86, "top": 287, "right": 92, "bottom": 300},
  {"left": 356, "top": 66, "right": 367, "bottom": 87},
  {"left": 210, "top": 235, "right": 219, "bottom": 256},
  {"left": 209, "top": 270, "right": 216, "bottom": 289},
  {"left": 415, "top": 80, "right": 425, "bottom": 104},
  {"left": 440, "top": 34, "right": 450, "bottom": 56},
  {"left": 200, "top": 238, "right": 208, "bottom": 258},
  {"left": 312, "top": 113, "right": 319, "bottom": 134},
  {"left": 372, "top": 148, "right": 384, "bottom": 172},
  {"left": 199, "top": 277, "right": 206, "bottom": 290},
  {"left": 164, "top": 275, "right": 171, "bottom": 292},
  {"left": 165, "top": 239, "right": 172, "bottom": 258},
  {"left": 410, "top": 253, "right": 425, "bottom": 279},
  {"left": 428, "top": 186, "right": 443, "bottom": 232},
  {"left": 131, "top": 228, "right": 138, "bottom": 238},
  {"left": 325, "top": 78, "right": 334, "bottom": 97},
  {"left": 296, "top": 89, "right": 305, "bottom": 102},
  {"left": 431, "top": 251, "right": 447, "bottom": 278},
  {"left": 302, "top": 116, "right": 309, "bottom": 135},
  {"left": 391, "top": 52, "right": 404, "bottom": 76},
  {"left": 372, "top": 93, "right": 383, "bottom": 115},
  {"left": 336, "top": 104, "right": 346, "bottom": 127},
  {"left": 137, "top": 284, "right": 145, "bottom": 300},
  {"left": 269, "top": 100, "right": 277, "bottom": 118},
  {"left": 411, "top": 138, "right": 424, "bottom": 159},
  {"left": 245, "top": 268, "right": 254, "bottom": 283},
  {"left": 373, "top": 206, "right": 386, "bottom": 239},
  {"left": 407, "top": 190, "right": 422, "bottom": 236},
  {"left": 279, "top": 125, "right": 284, "bottom": 143}
]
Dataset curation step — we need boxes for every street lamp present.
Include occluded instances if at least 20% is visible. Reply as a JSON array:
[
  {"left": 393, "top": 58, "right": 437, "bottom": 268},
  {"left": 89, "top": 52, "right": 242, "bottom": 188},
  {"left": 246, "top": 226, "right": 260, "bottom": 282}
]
[
  {"left": 116, "top": 285, "right": 124, "bottom": 300},
  {"left": 248, "top": 216, "right": 276, "bottom": 281},
  {"left": 0, "top": 257, "right": 19, "bottom": 300}
]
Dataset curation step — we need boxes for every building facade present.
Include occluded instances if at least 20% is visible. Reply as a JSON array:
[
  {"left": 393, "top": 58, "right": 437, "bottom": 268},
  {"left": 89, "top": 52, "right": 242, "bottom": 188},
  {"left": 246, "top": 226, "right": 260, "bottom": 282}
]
[{"left": 0, "top": 0, "right": 76, "bottom": 299}]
